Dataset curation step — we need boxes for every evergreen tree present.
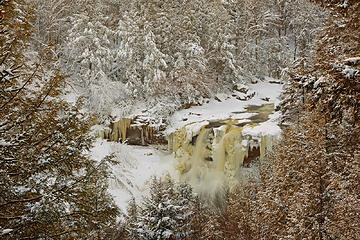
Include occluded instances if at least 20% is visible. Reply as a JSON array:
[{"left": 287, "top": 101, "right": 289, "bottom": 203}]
[
  {"left": 127, "top": 176, "right": 198, "bottom": 240},
  {"left": 0, "top": 1, "right": 118, "bottom": 238},
  {"left": 29, "top": 0, "right": 76, "bottom": 59},
  {"left": 259, "top": 0, "right": 360, "bottom": 238},
  {"left": 117, "top": 0, "right": 212, "bottom": 101},
  {"left": 60, "top": 0, "right": 129, "bottom": 116},
  {"left": 31, "top": 0, "right": 326, "bottom": 120},
  {"left": 62, "top": 1, "right": 115, "bottom": 87}
]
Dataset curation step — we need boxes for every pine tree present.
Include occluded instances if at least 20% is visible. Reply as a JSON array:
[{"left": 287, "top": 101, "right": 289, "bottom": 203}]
[
  {"left": 60, "top": 0, "right": 128, "bottom": 115},
  {"left": 0, "top": 1, "right": 119, "bottom": 238},
  {"left": 127, "top": 176, "right": 198, "bottom": 240},
  {"left": 259, "top": 0, "right": 360, "bottom": 238},
  {"left": 62, "top": 1, "right": 115, "bottom": 87},
  {"left": 117, "top": 0, "right": 212, "bottom": 101}
]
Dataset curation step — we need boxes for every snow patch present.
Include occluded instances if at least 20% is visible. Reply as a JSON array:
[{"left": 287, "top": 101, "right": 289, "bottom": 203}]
[
  {"left": 0, "top": 140, "right": 11, "bottom": 146},
  {"left": 242, "top": 121, "right": 281, "bottom": 138},
  {"left": 344, "top": 57, "right": 360, "bottom": 65},
  {"left": 1, "top": 229, "right": 13, "bottom": 235},
  {"left": 91, "top": 139, "right": 175, "bottom": 212}
]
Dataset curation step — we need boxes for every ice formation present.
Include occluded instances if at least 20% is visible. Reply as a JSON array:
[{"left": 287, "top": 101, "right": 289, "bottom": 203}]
[
  {"left": 95, "top": 118, "right": 159, "bottom": 145},
  {"left": 168, "top": 117, "right": 280, "bottom": 195}
]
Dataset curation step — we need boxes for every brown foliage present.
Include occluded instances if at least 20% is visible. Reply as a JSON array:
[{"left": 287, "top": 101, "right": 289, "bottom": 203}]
[
  {"left": 0, "top": 1, "right": 119, "bottom": 238},
  {"left": 267, "top": 0, "right": 360, "bottom": 238}
]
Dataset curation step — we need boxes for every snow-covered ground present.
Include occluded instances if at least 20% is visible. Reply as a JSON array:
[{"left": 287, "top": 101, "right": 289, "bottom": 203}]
[{"left": 91, "top": 139, "right": 176, "bottom": 212}]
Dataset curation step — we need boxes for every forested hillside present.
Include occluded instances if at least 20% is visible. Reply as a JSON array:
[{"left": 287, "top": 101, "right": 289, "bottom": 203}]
[
  {"left": 27, "top": 0, "right": 326, "bottom": 120},
  {"left": 1, "top": 0, "right": 359, "bottom": 239}
]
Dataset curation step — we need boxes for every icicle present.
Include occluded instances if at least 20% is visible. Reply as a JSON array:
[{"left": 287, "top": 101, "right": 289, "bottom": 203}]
[
  {"left": 120, "top": 118, "right": 131, "bottom": 142},
  {"left": 168, "top": 133, "right": 174, "bottom": 152},
  {"left": 260, "top": 135, "right": 266, "bottom": 162},
  {"left": 108, "top": 118, "right": 132, "bottom": 142},
  {"left": 140, "top": 127, "right": 144, "bottom": 145},
  {"left": 173, "top": 126, "right": 187, "bottom": 158},
  {"left": 110, "top": 122, "right": 119, "bottom": 141},
  {"left": 238, "top": 140, "right": 247, "bottom": 168}
]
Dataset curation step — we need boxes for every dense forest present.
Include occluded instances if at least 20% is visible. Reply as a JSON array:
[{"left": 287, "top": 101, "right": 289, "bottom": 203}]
[
  {"left": 1, "top": 0, "right": 359, "bottom": 239},
  {"left": 25, "top": 0, "right": 326, "bottom": 120}
]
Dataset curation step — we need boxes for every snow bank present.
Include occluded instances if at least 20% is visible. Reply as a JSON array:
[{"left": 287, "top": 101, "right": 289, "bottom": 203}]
[
  {"left": 242, "top": 121, "right": 281, "bottom": 138},
  {"left": 91, "top": 139, "right": 175, "bottom": 212}
]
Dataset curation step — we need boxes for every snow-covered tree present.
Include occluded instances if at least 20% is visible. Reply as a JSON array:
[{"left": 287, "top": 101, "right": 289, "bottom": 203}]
[
  {"left": 260, "top": 1, "right": 360, "bottom": 238},
  {"left": 221, "top": 0, "right": 326, "bottom": 80},
  {"left": 23, "top": 0, "right": 327, "bottom": 120},
  {"left": 0, "top": 0, "right": 31, "bottom": 61},
  {"left": 0, "top": 1, "right": 118, "bottom": 238},
  {"left": 117, "top": 0, "right": 211, "bottom": 101},
  {"left": 29, "top": 0, "right": 76, "bottom": 58},
  {"left": 127, "top": 176, "right": 198, "bottom": 240},
  {"left": 62, "top": 1, "right": 114, "bottom": 87},
  {"left": 60, "top": 0, "right": 130, "bottom": 116},
  {"left": 117, "top": 16, "right": 168, "bottom": 98}
]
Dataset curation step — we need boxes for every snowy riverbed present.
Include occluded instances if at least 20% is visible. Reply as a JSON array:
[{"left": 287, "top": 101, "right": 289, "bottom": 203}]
[{"left": 166, "top": 78, "right": 283, "bottom": 134}]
